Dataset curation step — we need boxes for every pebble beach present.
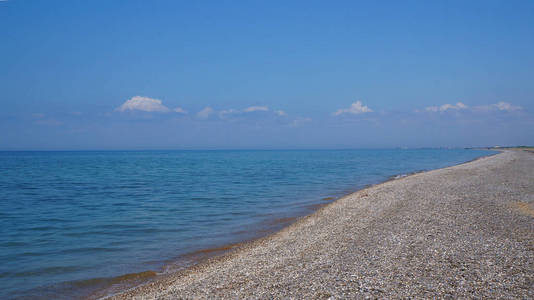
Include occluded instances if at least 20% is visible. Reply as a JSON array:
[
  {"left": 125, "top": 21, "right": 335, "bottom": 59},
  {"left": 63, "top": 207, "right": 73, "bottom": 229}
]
[{"left": 107, "top": 150, "right": 534, "bottom": 299}]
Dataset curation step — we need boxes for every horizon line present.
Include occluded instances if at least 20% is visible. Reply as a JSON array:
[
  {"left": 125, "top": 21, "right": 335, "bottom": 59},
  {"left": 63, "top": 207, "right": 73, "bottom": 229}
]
[{"left": 0, "top": 146, "right": 511, "bottom": 152}]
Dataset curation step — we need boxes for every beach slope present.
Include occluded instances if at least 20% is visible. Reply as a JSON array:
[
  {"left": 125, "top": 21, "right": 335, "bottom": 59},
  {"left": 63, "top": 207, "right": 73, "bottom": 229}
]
[{"left": 109, "top": 150, "right": 534, "bottom": 299}]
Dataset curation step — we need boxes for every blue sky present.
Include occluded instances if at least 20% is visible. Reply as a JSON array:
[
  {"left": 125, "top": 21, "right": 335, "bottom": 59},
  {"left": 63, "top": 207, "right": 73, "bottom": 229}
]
[{"left": 1, "top": 0, "right": 533, "bottom": 150}]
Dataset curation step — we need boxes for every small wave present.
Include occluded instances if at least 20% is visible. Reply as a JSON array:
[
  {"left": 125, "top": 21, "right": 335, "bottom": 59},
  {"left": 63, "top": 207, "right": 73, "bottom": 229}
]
[
  {"left": 7, "top": 265, "right": 86, "bottom": 278},
  {"left": 58, "top": 246, "right": 125, "bottom": 255},
  {"left": 25, "top": 225, "right": 62, "bottom": 231},
  {"left": 111, "top": 270, "right": 157, "bottom": 283},
  {"left": 9, "top": 270, "right": 158, "bottom": 300},
  {"left": 62, "top": 230, "right": 116, "bottom": 237},
  {"left": 38, "top": 218, "right": 75, "bottom": 223},
  {"left": 18, "top": 251, "right": 50, "bottom": 257},
  {"left": 0, "top": 241, "right": 28, "bottom": 247}
]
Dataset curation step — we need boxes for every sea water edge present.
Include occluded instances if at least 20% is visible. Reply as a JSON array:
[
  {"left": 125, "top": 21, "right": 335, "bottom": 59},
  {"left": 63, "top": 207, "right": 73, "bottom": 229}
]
[{"left": 0, "top": 149, "right": 494, "bottom": 299}]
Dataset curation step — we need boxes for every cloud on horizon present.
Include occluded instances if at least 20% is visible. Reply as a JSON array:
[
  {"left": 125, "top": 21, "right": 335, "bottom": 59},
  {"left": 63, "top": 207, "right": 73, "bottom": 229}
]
[
  {"left": 276, "top": 110, "right": 287, "bottom": 116},
  {"left": 473, "top": 101, "right": 523, "bottom": 112},
  {"left": 243, "top": 106, "right": 269, "bottom": 113},
  {"left": 334, "top": 101, "right": 373, "bottom": 116},
  {"left": 116, "top": 96, "right": 189, "bottom": 114},
  {"left": 113, "top": 97, "right": 526, "bottom": 129},
  {"left": 173, "top": 107, "right": 187, "bottom": 113},
  {"left": 116, "top": 96, "right": 171, "bottom": 112},
  {"left": 218, "top": 106, "right": 278, "bottom": 119},
  {"left": 197, "top": 106, "right": 215, "bottom": 119},
  {"left": 424, "top": 102, "right": 468, "bottom": 112},
  {"left": 421, "top": 101, "right": 523, "bottom": 114}
]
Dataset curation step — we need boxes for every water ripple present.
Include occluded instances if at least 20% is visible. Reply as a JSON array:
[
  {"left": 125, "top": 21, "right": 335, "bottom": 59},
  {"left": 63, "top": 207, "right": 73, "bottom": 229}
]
[{"left": 0, "top": 149, "right": 492, "bottom": 299}]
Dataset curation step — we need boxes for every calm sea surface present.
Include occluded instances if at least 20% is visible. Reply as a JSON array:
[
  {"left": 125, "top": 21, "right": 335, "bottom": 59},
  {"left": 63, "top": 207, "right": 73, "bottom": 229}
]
[{"left": 0, "top": 149, "right": 492, "bottom": 299}]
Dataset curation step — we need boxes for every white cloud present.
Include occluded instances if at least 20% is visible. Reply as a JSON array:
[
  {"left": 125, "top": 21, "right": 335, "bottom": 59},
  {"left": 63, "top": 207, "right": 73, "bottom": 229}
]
[
  {"left": 276, "top": 110, "right": 287, "bottom": 116},
  {"left": 334, "top": 101, "right": 373, "bottom": 116},
  {"left": 243, "top": 106, "right": 269, "bottom": 112},
  {"left": 425, "top": 102, "right": 468, "bottom": 112},
  {"left": 174, "top": 107, "right": 187, "bottom": 114},
  {"left": 116, "top": 96, "right": 170, "bottom": 112},
  {"left": 218, "top": 106, "right": 272, "bottom": 118},
  {"left": 474, "top": 101, "right": 522, "bottom": 112},
  {"left": 197, "top": 107, "right": 214, "bottom": 119},
  {"left": 190, "top": 105, "right": 284, "bottom": 120},
  {"left": 218, "top": 109, "right": 238, "bottom": 118},
  {"left": 420, "top": 101, "right": 523, "bottom": 114}
]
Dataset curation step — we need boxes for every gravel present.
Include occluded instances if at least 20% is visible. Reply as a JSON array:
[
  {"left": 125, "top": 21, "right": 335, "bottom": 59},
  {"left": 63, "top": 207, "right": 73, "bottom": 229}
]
[{"left": 106, "top": 150, "right": 534, "bottom": 299}]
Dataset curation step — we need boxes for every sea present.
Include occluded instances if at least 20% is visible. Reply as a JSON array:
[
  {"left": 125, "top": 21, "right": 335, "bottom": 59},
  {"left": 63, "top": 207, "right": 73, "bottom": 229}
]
[{"left": 0, "top": 149, "right": 492, "bottom": 299}]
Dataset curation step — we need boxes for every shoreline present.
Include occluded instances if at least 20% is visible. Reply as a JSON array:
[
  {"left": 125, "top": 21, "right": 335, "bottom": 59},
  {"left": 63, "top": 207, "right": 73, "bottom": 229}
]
[
  {"left": 106, "top": 149, "right": 534, "bottom": 298},
  {"left": 94, "top": 150, "right": 503, "bottom": 299}
]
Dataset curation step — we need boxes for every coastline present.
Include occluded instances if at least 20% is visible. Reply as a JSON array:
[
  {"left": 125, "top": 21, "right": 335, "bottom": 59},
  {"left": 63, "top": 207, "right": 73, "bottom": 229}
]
[
  {"left": 95, "top": 150, "right": 524, "bottom": 299},
  {"left": 4, "top": 150, "right": 493, "bottom": 299},
  {"left": 106, "top": 149, "right": 533, "bottom": 298}
]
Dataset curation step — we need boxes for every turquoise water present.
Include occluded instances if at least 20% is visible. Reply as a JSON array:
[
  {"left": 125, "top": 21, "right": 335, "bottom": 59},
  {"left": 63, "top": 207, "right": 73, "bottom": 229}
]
[{"left": 0, "top": 149, "right": 492, "bottom": 299}]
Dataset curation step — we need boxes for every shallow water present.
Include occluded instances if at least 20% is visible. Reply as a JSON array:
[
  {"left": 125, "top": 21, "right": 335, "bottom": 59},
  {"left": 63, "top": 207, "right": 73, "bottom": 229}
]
[{"left": 0, "top": 149, "right": 492, "bottom": 299}]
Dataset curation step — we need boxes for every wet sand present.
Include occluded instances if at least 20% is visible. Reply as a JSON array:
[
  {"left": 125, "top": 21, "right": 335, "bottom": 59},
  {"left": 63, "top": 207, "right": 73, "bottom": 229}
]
[{"left": 106, "top": 150, "right": 534, "bottom": 299}]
